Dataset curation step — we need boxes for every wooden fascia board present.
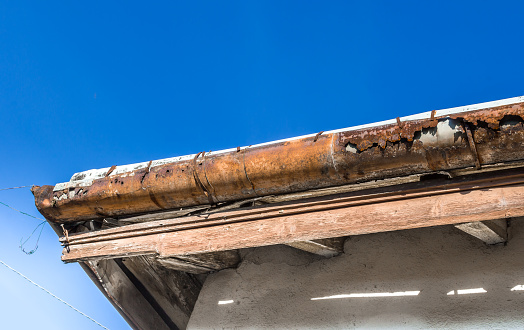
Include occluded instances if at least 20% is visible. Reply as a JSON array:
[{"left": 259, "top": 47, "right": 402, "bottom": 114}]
[{"left": 59, "top": 173, "right": 524, "bottom": 263}]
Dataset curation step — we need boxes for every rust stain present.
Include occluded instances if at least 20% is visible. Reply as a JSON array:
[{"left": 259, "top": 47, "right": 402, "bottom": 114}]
[
  {"left": 33, "top": 102, "right": 524, "bottom": 223},
  {"left": 463, "top": 123, "right": 482, "bottom": 169},
  {"left": 313, "top": 131, "right": 324, "bottom": 142}
]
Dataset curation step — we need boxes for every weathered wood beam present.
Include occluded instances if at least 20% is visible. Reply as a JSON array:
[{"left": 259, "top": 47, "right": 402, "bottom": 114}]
[
  {"left": 455, "top": 219, "right": 508, "bottom": 244},
  {"left": 85, "top": 259, "right": 173, "bottom": 330},
  {"left": 119, "top": 256, "right": 202, "bottom": 329},
  {"left": 59, "top": 173, "right": 524, "bottom": 263},
  {"left": 156, "top": 250, "right": 240, "bottom": 274},
  {"left": 50, "top": 215, "right": 202, "bottom": 330},
  {"left": 156, "top": 257, "right": 215, "bottom": 274},
  {"left": 61, "top": 172, "right": 524, "bottom": 246},
  {"left": 285, "top": 238, "right": 346, "bottom": 257},
  {"left": 47, "top": 222, "right": 150, "bottom": 329},
  {"left": 84, "top": 257, "right": 203, "bottom": 330}
]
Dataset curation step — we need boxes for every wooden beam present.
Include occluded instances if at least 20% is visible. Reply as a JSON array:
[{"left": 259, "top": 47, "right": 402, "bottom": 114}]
[
  {"left": 119, "top": 256, "right": 202, "bottom": 329},
  {"left": 285, "top": 238, "right": 345, "bottom": 257},
  {"left": 61, "top": 173, "right": 524, "bottom": 247},
  {"left": 156, "top": 257, "right": 215, "bottom": 274},
  {"left": 85, "top": 259, "right": 173, "bottom": 330},
  {"left": 156, "top": 250, "right": 240, "bottom": 274},
  {"left": 84, "top": 257, "right": 203, "bottom": 330},
  {"left": 455, "top": 219, "right": 508, "bottom": 244},
  {"left": 50, "top": 222, "right": 202, "bottom": 330},
  {"left": 59, "top": 174, "right": 524, "bottom": 263}
]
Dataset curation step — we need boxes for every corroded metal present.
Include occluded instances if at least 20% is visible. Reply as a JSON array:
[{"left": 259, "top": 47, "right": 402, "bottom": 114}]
[{"left": 33, "top": 101, "right": 524, "bottom": 224}]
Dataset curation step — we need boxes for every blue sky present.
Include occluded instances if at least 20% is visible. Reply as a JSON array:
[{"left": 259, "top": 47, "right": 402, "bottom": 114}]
[{"left": 1, "top": 1, "right": 524, "bottom": 329}]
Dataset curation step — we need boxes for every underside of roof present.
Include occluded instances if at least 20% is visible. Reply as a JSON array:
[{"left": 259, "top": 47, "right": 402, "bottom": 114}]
[{"left": 33, "top": 96, "right": 524, "bottom": 329}]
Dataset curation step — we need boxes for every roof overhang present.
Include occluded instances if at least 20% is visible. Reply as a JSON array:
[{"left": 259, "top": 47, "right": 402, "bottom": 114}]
[{"left": 32, "top": 96, "right": 524, "bottom": 329}]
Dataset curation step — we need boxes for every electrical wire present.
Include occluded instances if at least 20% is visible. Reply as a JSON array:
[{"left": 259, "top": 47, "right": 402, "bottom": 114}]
[
  {"left": 19, "top": 220, "right": 47, "bottom": 255},
  {"left": 0, "top": 185, "right": 32, "bottom": 192},
  {"left": 0, "top": 187, "right": 108, "bottom": 326},
  {"left": 0, "top": 186, "right": 107, "bottom": 327},
  {"left": 0, "top": 258, "right": 110, "bottom": 330},
  {"left": 0, "top": 200, "right": 45, "bottom": 221},
  {"left": 0, "top": 200, "right": 49, "bottom": 254}
]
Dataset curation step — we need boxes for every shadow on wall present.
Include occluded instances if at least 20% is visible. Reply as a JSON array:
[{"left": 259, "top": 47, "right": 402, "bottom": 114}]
[{"left": 188, "top": 221, "right": 524, "bottom": 329}]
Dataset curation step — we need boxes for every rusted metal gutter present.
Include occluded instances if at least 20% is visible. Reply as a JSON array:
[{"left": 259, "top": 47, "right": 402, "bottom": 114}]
[{"left": 33, "top": 96, "right": 524, "bottom": 224}]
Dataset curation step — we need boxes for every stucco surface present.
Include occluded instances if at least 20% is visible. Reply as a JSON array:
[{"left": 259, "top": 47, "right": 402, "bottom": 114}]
[{"left": 188, "top": 221, "right": 524, "bottom": 329}]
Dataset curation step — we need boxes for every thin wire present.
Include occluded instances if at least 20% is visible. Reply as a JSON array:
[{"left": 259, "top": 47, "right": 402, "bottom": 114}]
[
  {"left": 0, "top": 200, "right": 45, "bottom": 221},
  {"left": 0, "top": 258, "right": 110, "bottom": 330},
  {"left": 0, "top": 187, "right": 105, "bottom": 327},
  {"left": 19, "top": 221, "right": 47, "bottom": 255},
  {"left": 0, "top": 185, "right": 32, "bottom": 191},
  {"left": 0, "top": 200, "right": 49, "bottom": 254}
]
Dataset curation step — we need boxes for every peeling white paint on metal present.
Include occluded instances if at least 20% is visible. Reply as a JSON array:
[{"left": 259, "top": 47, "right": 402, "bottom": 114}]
[{"left": 417, "top": 119, "right": 464, "bottom": 147}]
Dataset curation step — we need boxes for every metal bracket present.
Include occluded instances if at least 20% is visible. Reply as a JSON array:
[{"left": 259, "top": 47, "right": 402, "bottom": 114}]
[{"left": 463, "top": 122, "right": 482, "bottom": 169}]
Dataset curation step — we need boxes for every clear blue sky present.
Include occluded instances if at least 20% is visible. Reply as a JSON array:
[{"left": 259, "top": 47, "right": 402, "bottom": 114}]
[{"left": 1, "top": 1, "right": 523, "bottom": 329}]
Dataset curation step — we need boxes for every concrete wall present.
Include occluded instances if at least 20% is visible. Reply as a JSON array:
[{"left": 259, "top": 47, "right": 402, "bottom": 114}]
[{"left": 188, "top": 221, "right": 524, "bottom": 329}]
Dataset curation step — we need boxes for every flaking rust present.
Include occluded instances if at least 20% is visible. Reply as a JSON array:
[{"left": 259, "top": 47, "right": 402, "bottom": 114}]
[
  {"left": 33, "top": 101, "right": 524, "bottom": 224},
  {"left": 338, "top": 103, "right": 524, "bottom": 151}
]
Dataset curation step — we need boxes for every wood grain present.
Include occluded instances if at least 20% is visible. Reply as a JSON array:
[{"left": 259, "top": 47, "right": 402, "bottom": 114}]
[
  {"left": 285, "top": 238, "right": 346, "bottom": 257},
  {"left": 61, "top": 180, "right": 524, "bottom": 262}
]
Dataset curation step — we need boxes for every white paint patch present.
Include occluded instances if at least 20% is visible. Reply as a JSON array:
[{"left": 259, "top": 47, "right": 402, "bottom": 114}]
[
  {"left": 447, "top": 288, "right": 487, "bottom": 295},
  {"left": 311, "top": 291, "right": 420, "bottom": 300},
  {"left": 510, "top": 285, "right": 524, "bottom": 291},
  {"left": 218, "top": 300, "right": 234, "bottom": 305}
]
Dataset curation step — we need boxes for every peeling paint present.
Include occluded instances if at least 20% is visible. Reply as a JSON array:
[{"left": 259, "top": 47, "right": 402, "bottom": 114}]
[{"left": 33, "top": 97, "right": 524, "bottom": 223}]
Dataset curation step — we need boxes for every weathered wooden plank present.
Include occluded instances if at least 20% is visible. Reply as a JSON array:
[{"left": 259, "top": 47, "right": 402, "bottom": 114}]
[
  {"left": 49, "top": 214, "right": 201, "bottom": 330},
  {"left": 61, "top": 181, "right": 524, "bottom": 262},
  {"left": 156, "top": 257, "right": 216, "bottom": 274},
  {"left": 455, "top": 219, "right": 508, "bottom": 244},
  {"left": 155, "top": 250, "right": 240, "bottom": 274},
  {"left": 174, "top": 250, "right": 240, "bottom": 270},
  {"left": 60, "top": 172, "right": 524, "bottom": 247},
  {"left": 285, "top": 238, "right": 346, "bottom": 257},
  {"left": 46, "top": 222, "right": 145, "bottom": 329},
  {"left": 120, "top": 256, "right": 202, "bottom": 329},
  {"left": 85, "top": 259, "right": 171, "bottom": 330}
]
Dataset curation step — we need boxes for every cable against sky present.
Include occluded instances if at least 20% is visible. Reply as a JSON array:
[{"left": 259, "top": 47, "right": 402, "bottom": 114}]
[
  {"left": 0, "top": 185, "right": 33, "bottom": 191},
  {"left": 0, "top": 258, "right": 110, "bottom": 330}
]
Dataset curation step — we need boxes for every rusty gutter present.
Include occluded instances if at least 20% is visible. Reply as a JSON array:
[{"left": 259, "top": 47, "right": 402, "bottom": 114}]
[{"left": 33, "top": 96, "right": 524, "bottom": 223}]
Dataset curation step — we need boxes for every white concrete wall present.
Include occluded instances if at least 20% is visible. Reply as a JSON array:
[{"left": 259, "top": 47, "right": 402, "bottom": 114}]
[{"left": 188, "top": 221, "right": 524, "bottom": 329}]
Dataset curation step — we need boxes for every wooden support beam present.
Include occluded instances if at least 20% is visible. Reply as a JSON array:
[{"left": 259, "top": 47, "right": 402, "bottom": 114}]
[
  {"left": 84, "top": 257, "right": 203, "bottom": 330},
  {"left": 85, "top": 259, "right": 173, "bottom": 330},
  {"left": 119, "top": 256, "right": 202, "bottom": 329},
  {"left": 156, "top": 250, "right": 240, "bottom": 274},
  {"left": 50, "top": 223, "right": 203, "bottom": 330},
  {"left": 285, "top": 238, "right": 345, "bottom": 257},
  {"left": 455, "top": 219, "right": 508, "bottom": 244},
  {"left": 58, "top": 173, "right": 524, "bottom": 263},
  {"left": 157, "top": 257, "right": 215, "bottom": 274}
]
